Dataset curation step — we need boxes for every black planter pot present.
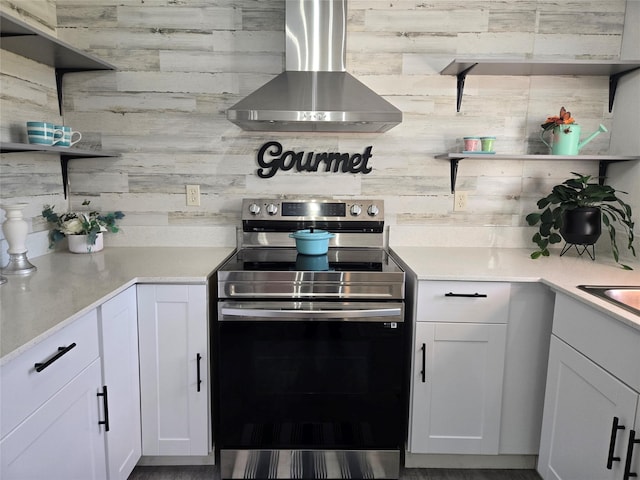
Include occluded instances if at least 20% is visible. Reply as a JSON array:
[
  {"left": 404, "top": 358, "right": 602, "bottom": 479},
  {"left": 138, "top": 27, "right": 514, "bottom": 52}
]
[{"left": 560, "top": 207, "right": 602, "bottom": 245}]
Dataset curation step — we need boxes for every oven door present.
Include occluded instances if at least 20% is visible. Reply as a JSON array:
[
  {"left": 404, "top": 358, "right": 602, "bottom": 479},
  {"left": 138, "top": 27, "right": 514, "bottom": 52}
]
[{"left": 214, "top": 301, "right": 405, "bottom": 465}]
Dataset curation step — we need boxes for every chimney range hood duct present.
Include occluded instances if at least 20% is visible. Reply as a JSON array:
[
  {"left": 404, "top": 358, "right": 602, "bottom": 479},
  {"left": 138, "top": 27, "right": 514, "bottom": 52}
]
[{"left": 226, "top": 0, "right": 402, "bottom": 133}]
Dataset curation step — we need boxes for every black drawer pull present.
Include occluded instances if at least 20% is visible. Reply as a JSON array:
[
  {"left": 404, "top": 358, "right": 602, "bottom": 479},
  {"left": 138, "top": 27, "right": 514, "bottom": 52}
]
[
  {"left": 196, "top": 353, "right": 202, "bottom": 392},
  {"left": 624, "top": 429, "right": 640, "bottom": 479},
  {"left": 420, "top": 343, "right": 426, "bottom": 383},
  {"left": 34, "top": 343, "right": 77, "bottom": 372},
  {"left": 608, "top": 416, "right": 626, "bottom": 468},
  {"left": 445, "top": 292, "right": 487, "bottom": 298},
  {"left": 97, "top": 385, "right": 110, "bottom": 432}
]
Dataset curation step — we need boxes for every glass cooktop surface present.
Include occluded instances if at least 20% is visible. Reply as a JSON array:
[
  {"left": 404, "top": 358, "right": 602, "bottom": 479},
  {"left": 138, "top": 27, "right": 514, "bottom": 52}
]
[{"left": 219, "top": 248, "right": 402, "bottom": 273}]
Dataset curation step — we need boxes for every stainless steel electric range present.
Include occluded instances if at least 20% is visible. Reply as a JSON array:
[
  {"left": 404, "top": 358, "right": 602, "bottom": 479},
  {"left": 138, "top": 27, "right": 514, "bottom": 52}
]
[{"left": 212, "top": 198, "right": 407, "bottom": 480}]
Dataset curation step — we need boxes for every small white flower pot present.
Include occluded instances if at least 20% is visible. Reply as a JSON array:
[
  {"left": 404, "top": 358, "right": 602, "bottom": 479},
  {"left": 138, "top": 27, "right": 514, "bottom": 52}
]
[{"left": 68, "top": 232, "right": 104, "bottom": 254}]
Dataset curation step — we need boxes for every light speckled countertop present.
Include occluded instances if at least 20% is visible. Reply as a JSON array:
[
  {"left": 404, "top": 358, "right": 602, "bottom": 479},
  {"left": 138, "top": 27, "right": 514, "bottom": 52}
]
[
  {"left": 390, "top": 247, "right": 640, "bottom": 331},
  {"left": 0, "top": 247, "right": 235, "bottom": 365},
  {"left": 2, "top": 246, "right": 638, "bottom": 366}
]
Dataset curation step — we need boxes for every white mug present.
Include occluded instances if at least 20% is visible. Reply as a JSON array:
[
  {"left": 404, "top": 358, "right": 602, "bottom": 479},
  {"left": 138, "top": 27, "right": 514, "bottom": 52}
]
[{"left": 54, "top": 125, "right": 82, "bottom": 147}]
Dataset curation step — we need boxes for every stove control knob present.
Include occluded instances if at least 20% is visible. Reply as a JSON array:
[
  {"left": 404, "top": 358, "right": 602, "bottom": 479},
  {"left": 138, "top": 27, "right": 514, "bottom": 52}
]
[
  {"left": 367, "top": 204, "right": 380, "bottom": 217},
  {"left": 248, "top": 203, "right": 261, "bottom": 215},
  {"left": 266, "top": 203, "right": 279, "bottom": 216},
  {"left": 350, "top": 204, "right": 362, "bottom": 216}
]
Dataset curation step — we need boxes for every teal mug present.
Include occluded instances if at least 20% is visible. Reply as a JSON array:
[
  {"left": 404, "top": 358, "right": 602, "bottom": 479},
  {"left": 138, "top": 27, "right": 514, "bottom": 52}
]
[{"left": 26, "top": 121, "right": 63, "bottom": 146}]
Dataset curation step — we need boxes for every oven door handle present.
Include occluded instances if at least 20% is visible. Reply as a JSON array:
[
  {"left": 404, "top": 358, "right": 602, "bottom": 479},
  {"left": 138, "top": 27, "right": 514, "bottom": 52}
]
[{"left": 220, "top": 307, "right": 403, "bottom": 321}]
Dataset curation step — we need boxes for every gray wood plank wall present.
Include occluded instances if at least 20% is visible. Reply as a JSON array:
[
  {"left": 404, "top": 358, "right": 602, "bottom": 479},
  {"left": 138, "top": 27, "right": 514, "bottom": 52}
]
[{"left": 1, "top": 0, "right": 636, "bottom": 256}]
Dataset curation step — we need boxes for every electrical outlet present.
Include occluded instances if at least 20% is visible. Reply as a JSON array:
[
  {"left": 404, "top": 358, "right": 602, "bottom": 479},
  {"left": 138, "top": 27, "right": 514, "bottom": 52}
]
[
  {"left": 186, "top": 184, "right": 200, "bottom": 206},
  {"left": 454, "top": 191, "right": 467, "bottom": 211}
]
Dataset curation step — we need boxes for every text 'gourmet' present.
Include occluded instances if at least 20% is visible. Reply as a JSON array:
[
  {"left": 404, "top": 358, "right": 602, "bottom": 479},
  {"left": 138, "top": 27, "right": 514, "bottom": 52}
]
[{"left": 256, "top": 141, "right": 373, "bottom": 178}]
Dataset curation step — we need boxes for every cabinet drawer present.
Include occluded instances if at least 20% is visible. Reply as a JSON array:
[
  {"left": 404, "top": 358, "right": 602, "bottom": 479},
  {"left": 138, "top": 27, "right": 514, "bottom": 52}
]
[
  {"left": 553, "top": 293, "right": 640, "bottom": 391},
  {"left": 417, "top": 281, "right": 510, "bottom": 323},
  {"left": 0, "top": 309, "right": 100, "bottom": 438}
]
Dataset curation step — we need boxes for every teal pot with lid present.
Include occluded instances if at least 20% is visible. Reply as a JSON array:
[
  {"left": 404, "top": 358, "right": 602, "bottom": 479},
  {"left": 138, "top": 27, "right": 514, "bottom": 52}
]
[{"left": 289, "top": 228, "right": 335, "bottom": 255}]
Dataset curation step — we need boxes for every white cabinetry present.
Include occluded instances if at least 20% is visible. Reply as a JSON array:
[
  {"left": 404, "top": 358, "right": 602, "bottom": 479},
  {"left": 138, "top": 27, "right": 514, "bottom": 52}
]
[
  {"left": 99, "top": 286, "right": 142, "bottom": 479},
  {"left": 137, "top": 284, "right": 209, "bottom": 456},
  {"left": 0, "top": 310, "right": 107, "bottom": 479},
  {"left": 409, "top": 281, "right": 510, "bottom": 454},
  {"left": 499, "top": 283, "right": 554, "bottom": 455},
  {"left": 538, "top": 293, "right": 640, "bottom": 480}
]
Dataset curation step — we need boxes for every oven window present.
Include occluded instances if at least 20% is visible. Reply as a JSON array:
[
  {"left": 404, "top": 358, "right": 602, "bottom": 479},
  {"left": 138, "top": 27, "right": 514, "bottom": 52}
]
[{"left": 216, "top": 320, "right": 405, "bottom": 450}]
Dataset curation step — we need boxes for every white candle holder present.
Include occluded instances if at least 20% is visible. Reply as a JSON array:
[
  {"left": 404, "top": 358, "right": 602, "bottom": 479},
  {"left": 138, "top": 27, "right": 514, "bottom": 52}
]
[{"left": 1, "top": 203, "right": 37, "bottom": 275}]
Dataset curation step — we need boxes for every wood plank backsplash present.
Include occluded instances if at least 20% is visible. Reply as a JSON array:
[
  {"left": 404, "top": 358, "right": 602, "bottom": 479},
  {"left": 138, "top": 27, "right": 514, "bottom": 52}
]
[{"left": 1, "top": 0, "right": 637, "bottom": 260}]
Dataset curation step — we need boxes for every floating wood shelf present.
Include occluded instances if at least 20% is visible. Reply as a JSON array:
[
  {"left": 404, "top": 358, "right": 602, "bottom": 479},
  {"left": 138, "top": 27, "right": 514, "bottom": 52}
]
[
  {"left": 435, "top": 153, "right": 640, "bottom": 193},
  {"left": 440, "top": 58, "right": 640, "bottom": 113},
  {"left": 0, "top": 12, "right": 115, "bottom": 115},
  {"left": 0, "top": 142, "right": 120, "bottom": 199}
]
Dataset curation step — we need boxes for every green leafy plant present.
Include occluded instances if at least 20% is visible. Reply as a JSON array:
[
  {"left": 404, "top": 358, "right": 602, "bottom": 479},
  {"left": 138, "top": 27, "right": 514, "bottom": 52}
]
[
  {"left": 42, "top": 200, "right": 125, "bottom": 248},
  {"left": 525, "top": 172, "right": 636, "bottom": 269}
]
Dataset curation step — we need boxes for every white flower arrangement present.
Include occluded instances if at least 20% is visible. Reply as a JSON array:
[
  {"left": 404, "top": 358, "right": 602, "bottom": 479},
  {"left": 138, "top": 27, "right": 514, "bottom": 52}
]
[{"left": 42, "top": 200, "right": 125, "bottom": 248}]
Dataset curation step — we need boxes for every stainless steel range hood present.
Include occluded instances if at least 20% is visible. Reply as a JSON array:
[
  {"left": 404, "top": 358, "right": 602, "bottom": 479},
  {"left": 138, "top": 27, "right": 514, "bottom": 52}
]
[{"left": 226, "top": 0, "right": 402, "bottom": 133}]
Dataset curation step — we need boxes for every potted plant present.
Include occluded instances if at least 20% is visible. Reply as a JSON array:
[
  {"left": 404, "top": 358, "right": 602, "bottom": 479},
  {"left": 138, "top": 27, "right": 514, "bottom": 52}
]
[
  {"left": 525, "top": 172, "right": 636, "bottom": 270},
  {"left": 42, "top": 200, "right": 125, "bottom": 253}
]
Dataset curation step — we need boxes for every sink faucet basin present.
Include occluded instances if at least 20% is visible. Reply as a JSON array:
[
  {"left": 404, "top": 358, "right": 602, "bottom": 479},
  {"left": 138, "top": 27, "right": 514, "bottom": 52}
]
[{"left": 578, "top": 285, "right": 640, "bottom": 316}]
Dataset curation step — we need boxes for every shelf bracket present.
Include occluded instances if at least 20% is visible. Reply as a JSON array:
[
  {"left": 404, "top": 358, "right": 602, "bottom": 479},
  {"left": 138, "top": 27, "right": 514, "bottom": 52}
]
[
  {"left": 55, "top": 68, "right": 76, "bottom": 116},
  {"left": 598, "top": 159, "right": 626, "bottom": 185},
  {"left": 450, "top": 158, "right": 461, "bottom": 193},
  {"left": 609, "top": 67, "right": 640, "bottom": 113},
  {"left": 60, "top": 155, "right": 71, "bottom": 199},
  {"left": 456, "top": 63, "right": 478, "bottom": 112}
]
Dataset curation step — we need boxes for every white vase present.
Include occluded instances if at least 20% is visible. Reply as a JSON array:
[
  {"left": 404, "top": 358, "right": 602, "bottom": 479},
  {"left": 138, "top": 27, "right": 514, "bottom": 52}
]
[
  {"left": 68, "top": 232, "right": 104, "bottom": 254},
  {"left": 1, "top": 203, "right": 37, "bottom": 275}
]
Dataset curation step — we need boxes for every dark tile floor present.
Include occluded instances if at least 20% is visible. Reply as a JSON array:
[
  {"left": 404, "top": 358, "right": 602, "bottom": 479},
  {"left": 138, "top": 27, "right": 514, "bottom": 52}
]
[{"left": 128, "top": 466, "right": 542, "bottom": 480}]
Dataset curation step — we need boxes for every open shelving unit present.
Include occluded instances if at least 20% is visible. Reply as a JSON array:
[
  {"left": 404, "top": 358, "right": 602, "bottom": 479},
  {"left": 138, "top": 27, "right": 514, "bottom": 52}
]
[
  {"left": 1, "top": 12, "right": 119, "bottom": 199},
  {"left": 440, "top": 58, "right": 640, "bottom": 112},
  {"left": 0, "top": 142, "right": 120, "bottom": 199},
  {"left": 0, "top": 12, "right": 116, "bottom": 115},
  {"left": 435, "top": 153, "right": 640, "bottom": 193}
]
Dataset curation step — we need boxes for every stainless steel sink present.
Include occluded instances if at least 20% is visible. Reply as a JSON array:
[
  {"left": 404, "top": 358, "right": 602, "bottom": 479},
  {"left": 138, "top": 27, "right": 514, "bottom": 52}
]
[{"left": 578, "top": 285, "right": 640, "bottom": 316}]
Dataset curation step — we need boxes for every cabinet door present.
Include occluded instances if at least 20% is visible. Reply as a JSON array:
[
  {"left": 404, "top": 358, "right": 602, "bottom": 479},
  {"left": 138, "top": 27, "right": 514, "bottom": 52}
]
[
  {"left": 0, "top": 360, "right": 107, "bottom": 480},
  {"left": 99, "top": 286, "right": 142, "bottom": 479},
  {"left": 538, "top": 336, "right": 638, "bottom": 480},
  {"left": 499, "top": 283, "right": 554, "bottom": 454},
  {"left": 409, "top": 321, "right": 507, "bottom": 454},
  {"left": 137, "top": 284, "right": 208, "bottom": 456},
  {"left": 629, "top": 403, "right": 640, "bottom": 478}
]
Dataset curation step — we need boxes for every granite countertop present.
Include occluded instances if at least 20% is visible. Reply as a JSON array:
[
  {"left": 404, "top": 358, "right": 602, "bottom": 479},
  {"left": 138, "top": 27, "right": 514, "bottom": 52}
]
[
  {"left": 390, "top": 247, "right": 640, "bottom": 331},
  {"left": 0, "top": 247, "right": 235, "bottom": 365}
]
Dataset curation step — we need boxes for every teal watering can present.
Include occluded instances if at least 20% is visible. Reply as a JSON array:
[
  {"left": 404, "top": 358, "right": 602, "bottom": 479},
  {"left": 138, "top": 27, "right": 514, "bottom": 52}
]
[{"left": 540, "top": 124, "right": 608, "bottom": 155}]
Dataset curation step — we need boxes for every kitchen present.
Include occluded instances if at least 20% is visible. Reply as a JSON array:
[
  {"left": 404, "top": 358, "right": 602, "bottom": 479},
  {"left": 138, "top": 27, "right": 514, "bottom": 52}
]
[{"left": 1, "top": 0, "right": 640, "bottom": 479}]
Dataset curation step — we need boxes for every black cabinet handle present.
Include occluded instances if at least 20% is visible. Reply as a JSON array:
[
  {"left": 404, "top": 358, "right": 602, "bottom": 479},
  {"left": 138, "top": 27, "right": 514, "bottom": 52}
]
[
  {"left": 624, "top": 429, "right": 640, "bottom": 479},
  {"left": 445, "top": 292, "right": 487, "bottom": 298},
  {"left": 420, "top": 343, "right": 426, "bottom": 383},
  {"left": 97, "top": 386, "right": 110, "bottom": 432},
  {"left": 34, "top": 343, "right": 77, "bottom": 372},
  {"left": 196, "top": 353, "right": 202, "bottom": 392},
  {"left": 608, "top": 416, "right": 626, "bottom": 468}
]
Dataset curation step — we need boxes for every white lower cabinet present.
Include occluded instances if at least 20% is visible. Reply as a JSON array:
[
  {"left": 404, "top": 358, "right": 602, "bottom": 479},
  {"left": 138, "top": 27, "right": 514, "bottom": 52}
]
[
  {"left": 0, "top": 311, "right": 108, "bottom": 480},
  {"left": 538, "top": 293, "right": 640, "bottom": 480},
  {"left": 1, "top": 360, "right": 107, "bottom": 480},
  {"left": 409, "top": 281, "right": 510, "bottom": 455},
  {"left": 538, "top": 336, "right": 638, "bottom": 480},
  {"left": 410, "top": 321, "right": 507, "bottom": 454},
  {"left": 99, "top": 286, "right": 142, "bottom": 479},
  {"left": 137, "top": 284, "right": 209, "bottom": 456}
]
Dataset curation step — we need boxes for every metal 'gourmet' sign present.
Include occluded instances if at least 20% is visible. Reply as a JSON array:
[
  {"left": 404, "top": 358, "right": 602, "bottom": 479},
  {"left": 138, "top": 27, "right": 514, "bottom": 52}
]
[{"left": 256, "top": 141, "right": 373, "bottom": 178}]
